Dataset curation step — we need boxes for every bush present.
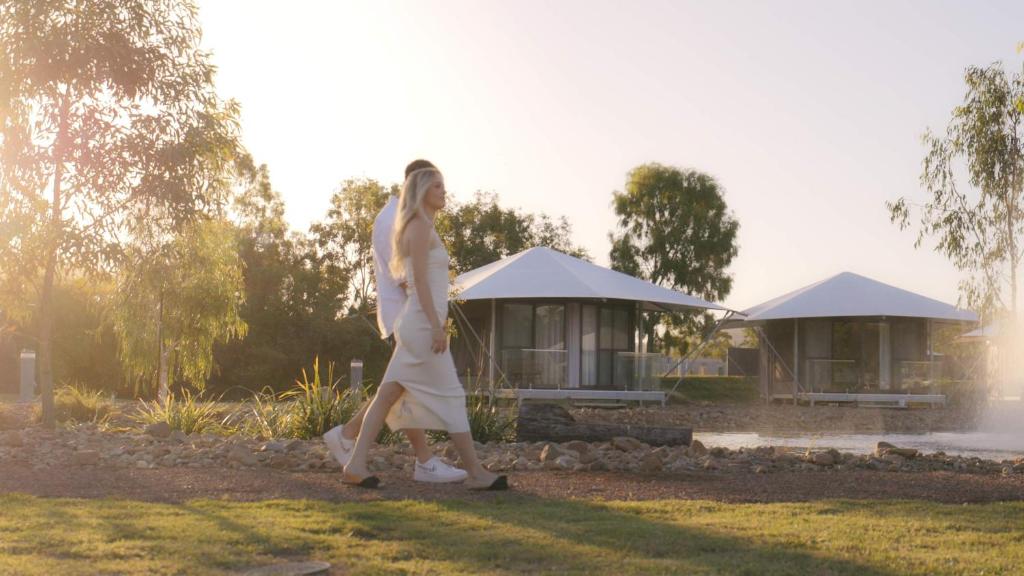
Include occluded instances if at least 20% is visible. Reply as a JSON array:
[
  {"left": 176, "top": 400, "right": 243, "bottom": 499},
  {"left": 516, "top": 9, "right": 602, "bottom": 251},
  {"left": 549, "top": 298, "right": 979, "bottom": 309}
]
[
  {"left": 132, "top": 389, "right": 223, "bottom": 435},
  {"left": 229, "top": 357, "right": 369, "bottom": 440},
  {"left": 35, "top": 382, "right": 114, "bottom": 424}
]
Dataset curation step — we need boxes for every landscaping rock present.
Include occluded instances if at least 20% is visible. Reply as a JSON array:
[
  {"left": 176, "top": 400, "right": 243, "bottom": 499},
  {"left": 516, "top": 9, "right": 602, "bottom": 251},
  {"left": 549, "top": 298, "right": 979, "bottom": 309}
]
[
  {"left": 688, "top": 439, "right": 707, "bottom": 457},
  {"left": 144, "top": 422, "right": 172, "bottom": 439},
  {"left": 563, "top": 440, "right": 591, "bottom": 455},
  {"left": 71, "top": 450, "right": 100, "bottom": 466},
  {"left": 612, "top": 436, "right": 643, "bottom": 452},
  {"left": 639, "top": 453, "right": 663, "bottom": 473},
  {"left": 539, "top": 443, "right": 567, "bottom": 462},
  {"left": 810, "top": 451, "right": 836, "bottom": 466}
]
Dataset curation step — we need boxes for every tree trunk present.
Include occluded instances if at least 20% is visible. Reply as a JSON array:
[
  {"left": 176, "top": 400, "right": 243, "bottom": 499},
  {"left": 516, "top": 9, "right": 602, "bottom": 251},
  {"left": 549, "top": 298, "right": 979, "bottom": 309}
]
[
  {"left": 37, "top": 96, "right": 70, "bottom": 429},
  {"left": 157, "top": 290, "right": 169, "bottom": 404},
  {"left": 157, "top": 341, "right": 170, "bottom": 405}
]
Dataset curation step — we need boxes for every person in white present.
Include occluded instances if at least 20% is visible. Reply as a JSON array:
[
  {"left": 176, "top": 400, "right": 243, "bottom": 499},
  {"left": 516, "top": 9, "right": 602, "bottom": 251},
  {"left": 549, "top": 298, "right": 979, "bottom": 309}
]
[{"left": 323, "top": 159, "right": 467, "bottom": 484}]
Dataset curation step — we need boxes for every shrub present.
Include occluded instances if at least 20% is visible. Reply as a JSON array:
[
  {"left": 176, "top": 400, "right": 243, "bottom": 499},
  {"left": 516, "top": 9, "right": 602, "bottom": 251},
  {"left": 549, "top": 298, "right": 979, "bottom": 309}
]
[
  {"left": 35, "top": 382, "right": 114, "bottom": 424},
  {"left": 132, "top": 389, "right": 223, "bottom": 435}
]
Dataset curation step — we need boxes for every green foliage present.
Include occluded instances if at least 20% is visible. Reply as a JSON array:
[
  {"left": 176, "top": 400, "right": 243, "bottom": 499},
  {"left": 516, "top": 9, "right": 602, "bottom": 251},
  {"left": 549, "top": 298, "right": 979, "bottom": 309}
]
[
  {"left": 660, "top": 376, "right": 760, "bottom": 404},
  {"left": 113, "top": 219, "right": 247, "bottom": 397},
  {"left": 310, "top": 178, "right": 390, "bottom": 313},
  {"left": 888, "top": 61, "right": 1024, "bottom": 318},
  {"left": 132, "top": 389, "right": 223, "bottom": 435},
  {"left": 227, "top": 357, "right": 369, "bottom": 441},
  {"left": 609, "top": 163, "right": 739, "bottom": 351},
  {"left": 0, "top": 0, "right": 245, "bottom": 426},
  {"left": 438, "top": 191, "right": 590, "bottom": 274},
  {"left": 37, "top": 383, "right": 115, "bottom": 424},
  {"left": 466, "top": 395, "right": 516, "bottom": 443},
  {"left": 280, "top": 358, "right": 361, "bottom": 440}
]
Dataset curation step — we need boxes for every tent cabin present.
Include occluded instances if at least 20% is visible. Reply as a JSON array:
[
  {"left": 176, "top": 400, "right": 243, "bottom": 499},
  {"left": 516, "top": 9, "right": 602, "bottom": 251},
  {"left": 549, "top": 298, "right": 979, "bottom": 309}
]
[
  {"left": 725, "top": 272, "right": 978, "bottom": 407},
  {"left": 447, "top": 247, "right": 727, "bottom": 404}
]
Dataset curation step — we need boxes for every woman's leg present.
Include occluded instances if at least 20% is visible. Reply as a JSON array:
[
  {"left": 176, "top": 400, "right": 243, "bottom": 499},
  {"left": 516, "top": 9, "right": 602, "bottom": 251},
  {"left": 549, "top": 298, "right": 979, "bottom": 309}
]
[
  {"left": 343, "top": 380, "right": 405, "bottom": 478},
  {"left": 449, "top": 431, "right": 499, "bottom": 487}
]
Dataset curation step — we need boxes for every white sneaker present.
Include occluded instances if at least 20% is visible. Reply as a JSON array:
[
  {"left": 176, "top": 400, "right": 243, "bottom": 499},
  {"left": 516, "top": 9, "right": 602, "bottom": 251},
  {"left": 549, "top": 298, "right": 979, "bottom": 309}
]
[
  {"left": 323, "top": 425, "right": 354, "bottom": 467},
  {"left": 413, "top": 456, "right": 469, "bottom": 483}
]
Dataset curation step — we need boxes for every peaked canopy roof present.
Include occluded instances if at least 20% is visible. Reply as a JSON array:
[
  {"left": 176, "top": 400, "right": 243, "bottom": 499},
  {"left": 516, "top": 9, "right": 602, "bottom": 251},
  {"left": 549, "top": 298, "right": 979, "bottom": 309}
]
[
  {"left": 452, "top": 247, "right": 726, "bottom": 312},
  {"left": 729, "top": 272, "right": 977, "bottom": 324}
]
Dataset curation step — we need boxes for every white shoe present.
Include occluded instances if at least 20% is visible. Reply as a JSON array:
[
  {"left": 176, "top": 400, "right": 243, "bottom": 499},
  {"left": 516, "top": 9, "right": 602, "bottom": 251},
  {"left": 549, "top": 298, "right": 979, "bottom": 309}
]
[
  {"left": 413, "top": 456, "right": 469, "bottom": 483},
  {"left": 323, "top": 425, "right": 354, "bottom": 467}
]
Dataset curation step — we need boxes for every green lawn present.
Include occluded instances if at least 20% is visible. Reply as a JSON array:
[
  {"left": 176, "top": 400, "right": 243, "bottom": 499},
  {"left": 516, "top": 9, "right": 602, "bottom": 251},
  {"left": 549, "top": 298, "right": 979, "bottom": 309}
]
[
  {"left": 0, "top": 495, "right": 1021, "bottom": 575},
  {"left": 661, "top": 376, "right": 761, "bottom": 404}
]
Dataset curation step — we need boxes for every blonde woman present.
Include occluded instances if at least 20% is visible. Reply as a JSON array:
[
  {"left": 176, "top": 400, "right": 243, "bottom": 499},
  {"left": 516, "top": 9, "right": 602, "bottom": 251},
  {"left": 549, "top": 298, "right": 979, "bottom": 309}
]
[{"left": 342, "top": 167, "right": 508, "bottom": 491}]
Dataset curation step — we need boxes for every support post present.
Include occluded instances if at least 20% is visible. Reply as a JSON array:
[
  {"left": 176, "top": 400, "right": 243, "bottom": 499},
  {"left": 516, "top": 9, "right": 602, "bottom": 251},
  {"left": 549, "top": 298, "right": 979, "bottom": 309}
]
[
  {"left": 793, "top": 319, "right": 799, "bottom": 400},
  {"left": 489, "top": 299, "right": 497, "bottom": 392}
]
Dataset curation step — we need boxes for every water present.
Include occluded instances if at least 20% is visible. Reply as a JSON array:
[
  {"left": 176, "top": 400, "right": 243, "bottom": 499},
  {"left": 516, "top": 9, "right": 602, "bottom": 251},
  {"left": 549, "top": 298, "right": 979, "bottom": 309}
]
[{"left": 693, "top": 431, "right": 1024, "bottom": 462}]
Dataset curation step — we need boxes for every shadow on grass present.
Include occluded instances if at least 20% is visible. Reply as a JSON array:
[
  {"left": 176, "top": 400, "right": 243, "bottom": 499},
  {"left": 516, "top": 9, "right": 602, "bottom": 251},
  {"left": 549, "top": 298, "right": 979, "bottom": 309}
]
[{"left": 336, "top": 495, "right": 897, "bottom": 575}]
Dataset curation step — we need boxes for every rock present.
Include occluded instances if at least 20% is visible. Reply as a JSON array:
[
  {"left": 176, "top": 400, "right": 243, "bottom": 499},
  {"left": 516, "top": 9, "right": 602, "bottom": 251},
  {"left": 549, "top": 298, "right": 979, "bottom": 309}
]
[
  {"left": 1, "top": 432, "right": 24, "bottom": 448},
  {"left": 810, "top": 451, "right": 836, "bottom": 466},
  {"left": 553, "top": 455, "right": 578, "bottom": 470},
  {"left": 688, "top": 439, "right": 707, "bottom": 457},
  {"left": 71, "top": 450, "right": 100, "bottom": 466},
  {"left": 513, "top": 456, "right": 530, "bottom": 471},
  {"left": 578, "top": 450, "right": 600, "bottom": 465},
  {"left": 539, "top": 443, "right": 567, "bottom": 462},
  {"left": 563, "top": 440, "right": 591, "bottom": 455},
  {"left": 260, "top": 441, "right": 288, "bottom": 453},
  {"left": 702, "top": 458, "right": 719, "bottom": 470},
  {"left": 882, "top": 453, "right": 906, "bottom": 466},
  {"left": 587, "top": 458, "right": 609, "bottom": 472},
  {"left": 169, "top": 430, "right": 188, "bottom": 443},
  {"left": 285, "top": 440, "right": 305, "bottom": 453},
  {"left": 875, "top": 441, "right": 918, "bottom": 459},
  {"left": 144, "top": 422, "right": 172, "bottom": 439},
  {"left": 754, "top": 465, "right": 767, "bottom": 474},
  {"left": 639, "top": 453, "right": 663, "bottom": 473},
  {"left": 612, "top": 436, "right": 643, "bottom": 452},
  {"left": 228, "top": 447, "right": 258, "bottom": 467}
]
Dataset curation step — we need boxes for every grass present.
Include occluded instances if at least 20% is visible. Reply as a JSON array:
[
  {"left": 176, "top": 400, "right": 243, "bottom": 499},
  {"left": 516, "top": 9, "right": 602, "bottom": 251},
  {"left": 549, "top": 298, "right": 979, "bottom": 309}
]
[
  {"left": 0, "top": 495, "right": 1021, "bottom": 575},
  {"left": 661, "top": 376, "right": 761, "bottom": 404}
]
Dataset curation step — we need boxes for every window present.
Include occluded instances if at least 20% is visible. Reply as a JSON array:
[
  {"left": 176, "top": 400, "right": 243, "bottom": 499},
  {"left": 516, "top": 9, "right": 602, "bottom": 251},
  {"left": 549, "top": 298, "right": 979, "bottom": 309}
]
[{"left": 501, "top": 304, "right": 533, "bottom": 349}]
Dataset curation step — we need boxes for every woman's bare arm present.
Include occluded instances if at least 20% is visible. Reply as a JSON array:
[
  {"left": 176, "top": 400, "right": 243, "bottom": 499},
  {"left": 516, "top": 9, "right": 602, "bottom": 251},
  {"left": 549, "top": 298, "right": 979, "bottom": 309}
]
[{"left": 407, "top": 217, "right": 443, "bottom": 332}]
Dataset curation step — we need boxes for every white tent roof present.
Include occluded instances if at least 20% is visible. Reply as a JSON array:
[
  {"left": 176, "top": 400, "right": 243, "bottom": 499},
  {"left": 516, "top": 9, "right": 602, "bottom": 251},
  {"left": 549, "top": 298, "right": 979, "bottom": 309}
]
[
  {"left": 960, "top": 322, "right": 998, "bottom": 342},
  {"left": 729, "top": 271, "right": 977, "bottom": 324},
  {"left": 453, "top": 247, "right": 726, "bottom": 312}
]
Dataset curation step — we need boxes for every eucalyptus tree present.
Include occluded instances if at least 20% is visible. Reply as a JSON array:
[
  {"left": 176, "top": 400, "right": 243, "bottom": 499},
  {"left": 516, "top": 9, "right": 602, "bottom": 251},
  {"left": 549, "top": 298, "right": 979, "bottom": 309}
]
[
  {"left": 888, "top": 62, "right": 1024, "bottom": 321},
  {"left": 609, "top": 163, "right": 739, "bottom": 350},
  {"left": 0, "top": 0, "right": 243, "bottom": 424}
]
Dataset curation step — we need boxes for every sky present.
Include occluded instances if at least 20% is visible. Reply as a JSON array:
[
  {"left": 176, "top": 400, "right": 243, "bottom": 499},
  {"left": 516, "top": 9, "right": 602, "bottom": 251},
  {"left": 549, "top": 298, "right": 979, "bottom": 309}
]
[{"left": 195, "top": 0, "right": 1024, "bottom": 312}]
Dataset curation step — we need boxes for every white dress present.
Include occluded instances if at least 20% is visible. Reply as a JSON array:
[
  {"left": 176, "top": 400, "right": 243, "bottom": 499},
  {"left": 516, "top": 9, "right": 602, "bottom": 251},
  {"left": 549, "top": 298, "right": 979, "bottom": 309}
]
[{"left": 382, "top": 244, "right": 470, "bottom": 434}]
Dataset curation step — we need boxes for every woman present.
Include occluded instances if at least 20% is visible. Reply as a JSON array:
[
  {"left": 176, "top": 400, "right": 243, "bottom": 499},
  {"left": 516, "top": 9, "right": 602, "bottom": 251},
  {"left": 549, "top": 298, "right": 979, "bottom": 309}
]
[{"left": 341, "top": 166, "right": 508, "bottom": 491}]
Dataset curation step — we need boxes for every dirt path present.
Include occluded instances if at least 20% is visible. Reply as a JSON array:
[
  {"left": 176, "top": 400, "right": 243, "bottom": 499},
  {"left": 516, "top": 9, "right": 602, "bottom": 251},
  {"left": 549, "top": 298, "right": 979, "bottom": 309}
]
[{"left": 2, "top": 464, "right": 1023, "bottom": 504}]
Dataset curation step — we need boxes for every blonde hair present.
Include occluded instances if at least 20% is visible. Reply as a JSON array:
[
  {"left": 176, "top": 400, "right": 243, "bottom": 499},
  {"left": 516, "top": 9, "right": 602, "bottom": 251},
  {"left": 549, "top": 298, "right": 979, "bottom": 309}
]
[{"left": 390, "top": 167, "right": 441, "bottom": 278}]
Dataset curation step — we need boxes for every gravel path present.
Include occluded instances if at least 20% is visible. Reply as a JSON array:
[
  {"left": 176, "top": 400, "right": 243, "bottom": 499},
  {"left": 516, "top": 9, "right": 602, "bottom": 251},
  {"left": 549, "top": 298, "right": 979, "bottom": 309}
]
[{"left": 2, "top": 464, "right": 1023, "bottom": 504}]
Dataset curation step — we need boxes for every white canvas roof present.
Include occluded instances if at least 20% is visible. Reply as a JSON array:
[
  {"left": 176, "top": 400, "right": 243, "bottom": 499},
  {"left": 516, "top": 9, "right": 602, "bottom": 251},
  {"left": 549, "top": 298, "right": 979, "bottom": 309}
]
[
  {"left": 453, "top": 246, "right": 726, "bottom": 312},
  {"left": 960, "top": 322, "right": 998, "bottom": 342},
  {"left": 729, "top": 271, "right": 977, "bottom": 324}
]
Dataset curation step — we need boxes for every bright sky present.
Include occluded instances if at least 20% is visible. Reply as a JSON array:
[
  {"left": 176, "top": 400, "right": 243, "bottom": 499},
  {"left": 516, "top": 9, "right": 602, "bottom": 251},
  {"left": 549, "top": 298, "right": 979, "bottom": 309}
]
[{"left": 196, "top": 0, "right": 1023, "bottom": 312}]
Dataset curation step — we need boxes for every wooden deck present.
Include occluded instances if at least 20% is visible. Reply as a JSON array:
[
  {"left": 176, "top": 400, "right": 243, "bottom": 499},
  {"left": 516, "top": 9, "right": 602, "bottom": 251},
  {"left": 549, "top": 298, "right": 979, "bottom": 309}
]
[
  {"left": 770, "top": 392, "right": 947, "bottom": 408},
  {"left": 486, "top": 388, "right": 667, "bottom": 406}
]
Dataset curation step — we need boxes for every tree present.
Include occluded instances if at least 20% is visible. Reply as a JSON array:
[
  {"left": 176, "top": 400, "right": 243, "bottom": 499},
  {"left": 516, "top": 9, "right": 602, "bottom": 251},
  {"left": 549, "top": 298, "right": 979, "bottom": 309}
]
[
  {"left": 113, "top": 219, "right": 246, "bottom": 401},
  {"left": 310, "top": 178, "right": 390, "bottom": 313},
  {"left": 439, "top": 191, "right": 589, "bottom": 274},
  {"left": 888, "top": 62, "right": 1024, "bottom": 322},
  {"left": 609, "top": 163, "right": 739, "bottom": 349},
  {"left": 0, "top": 1, "right": 242, "bottom": 425}
]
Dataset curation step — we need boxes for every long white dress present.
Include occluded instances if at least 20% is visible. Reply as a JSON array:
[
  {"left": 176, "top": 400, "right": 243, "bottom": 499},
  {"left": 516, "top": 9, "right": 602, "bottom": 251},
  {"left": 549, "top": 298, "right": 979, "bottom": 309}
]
[{"left": 382, "top": 244, "right": 470, "bottom": 434}]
